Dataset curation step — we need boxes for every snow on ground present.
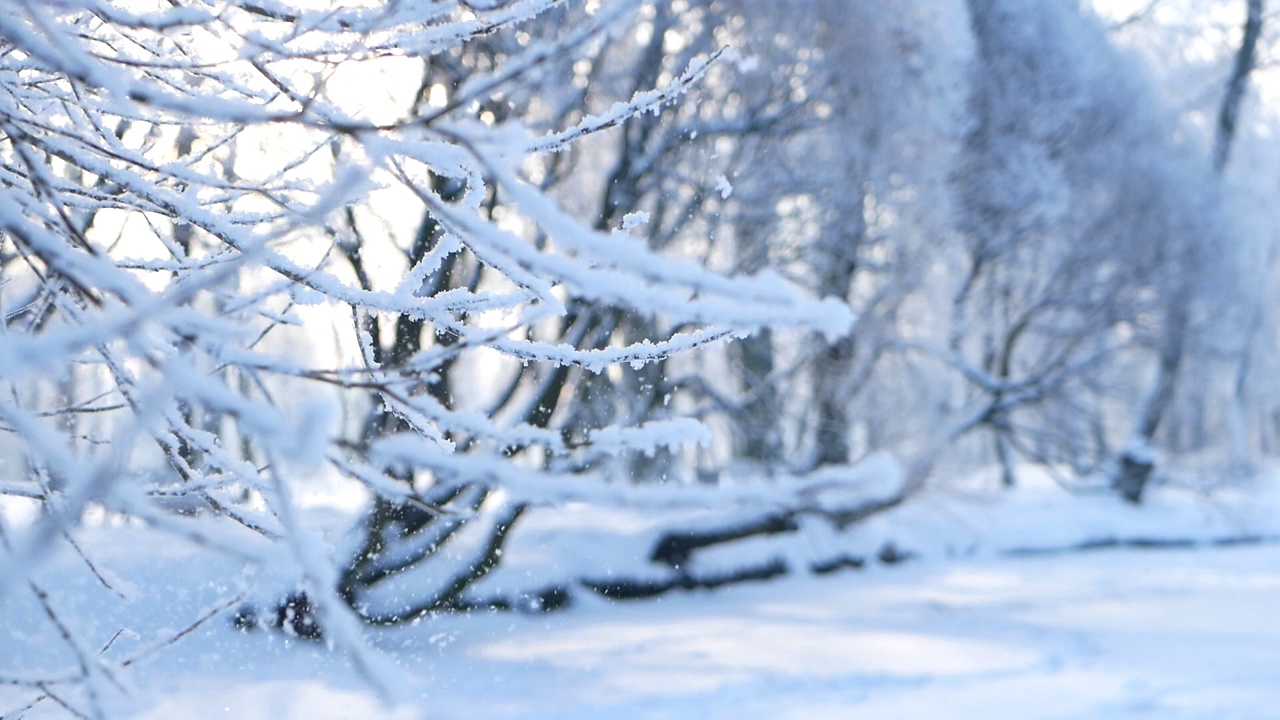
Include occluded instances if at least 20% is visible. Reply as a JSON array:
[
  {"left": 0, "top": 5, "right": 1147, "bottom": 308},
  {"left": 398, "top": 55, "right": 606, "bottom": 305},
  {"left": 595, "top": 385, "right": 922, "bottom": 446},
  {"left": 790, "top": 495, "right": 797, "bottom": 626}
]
[
  {"left": 7, "top": 539, "right": 1280, "bottom": 719},
  {"left": 5, "top": 467, "right": 1280, "bottom": 719},
  {"left": 437, "top": 546, "right": 1280, "bottom": 720}
]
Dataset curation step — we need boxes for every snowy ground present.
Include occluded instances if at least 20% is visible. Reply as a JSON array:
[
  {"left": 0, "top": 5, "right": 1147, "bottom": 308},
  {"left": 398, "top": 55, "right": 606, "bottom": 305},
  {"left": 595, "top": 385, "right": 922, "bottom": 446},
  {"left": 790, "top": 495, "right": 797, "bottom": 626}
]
[
  {"left": 6, "top": 470, "right": 1280, "bottom": 719},
  {"left": 8, "top": 543, "right": 1280, "bottom": 718},
  {"left": 461, "top": 546, "right": 1280, "bottom": 720}
]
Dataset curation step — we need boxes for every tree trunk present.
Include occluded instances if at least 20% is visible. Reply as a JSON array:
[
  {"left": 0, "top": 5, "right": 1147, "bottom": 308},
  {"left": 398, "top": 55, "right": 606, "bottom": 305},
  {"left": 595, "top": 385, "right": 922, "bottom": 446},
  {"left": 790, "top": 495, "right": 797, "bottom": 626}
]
[
  {"left": 730, "top": 330, "right": 785, "bottom": 466},
  {"left": 1217, "top": 0, "right": 1266, "bottom": 475},
  {"left": 1213, "top": 0, "right": 1265, "bottom": 173},
  {"left": 813, "top": 335, "right": 857, "bottom": 467},
  {"left": 1111, "top": 300, "right": 1187, "bottom": 503}
]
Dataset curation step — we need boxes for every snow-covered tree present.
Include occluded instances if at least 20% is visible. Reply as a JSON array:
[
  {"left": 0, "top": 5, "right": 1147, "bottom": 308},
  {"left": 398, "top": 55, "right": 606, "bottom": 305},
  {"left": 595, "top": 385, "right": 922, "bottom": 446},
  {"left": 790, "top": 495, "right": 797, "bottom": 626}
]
[
  {"left": 942, "top": 0, "right": 1229, "bottom": 499},
  {"left": 0, "top": 0, "right": 852, "bottom": 712}
]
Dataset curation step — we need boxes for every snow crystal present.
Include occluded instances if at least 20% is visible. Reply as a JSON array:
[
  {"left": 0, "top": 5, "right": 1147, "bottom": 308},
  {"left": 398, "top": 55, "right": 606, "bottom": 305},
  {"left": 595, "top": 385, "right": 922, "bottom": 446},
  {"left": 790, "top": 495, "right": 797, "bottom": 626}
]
[
  {"left": 714, "top": 174, "right": 733, "bottom": 199},
  {"left": 620, "top": 211, "right": 651, "bottom": 231}
]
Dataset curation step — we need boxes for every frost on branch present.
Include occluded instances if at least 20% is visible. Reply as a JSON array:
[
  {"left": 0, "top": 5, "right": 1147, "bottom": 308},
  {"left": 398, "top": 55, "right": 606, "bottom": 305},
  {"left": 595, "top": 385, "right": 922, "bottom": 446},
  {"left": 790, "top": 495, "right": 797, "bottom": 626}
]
[{"left": 0, "top": 0, "right": 851, "bottom": 711}]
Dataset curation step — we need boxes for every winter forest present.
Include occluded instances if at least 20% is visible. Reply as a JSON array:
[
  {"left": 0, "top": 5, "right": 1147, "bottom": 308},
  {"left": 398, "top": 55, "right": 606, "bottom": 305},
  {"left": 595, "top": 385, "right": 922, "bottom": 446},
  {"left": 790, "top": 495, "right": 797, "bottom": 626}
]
[{"left": 4, "top": 0, "right": 1280, "bottom": 717}]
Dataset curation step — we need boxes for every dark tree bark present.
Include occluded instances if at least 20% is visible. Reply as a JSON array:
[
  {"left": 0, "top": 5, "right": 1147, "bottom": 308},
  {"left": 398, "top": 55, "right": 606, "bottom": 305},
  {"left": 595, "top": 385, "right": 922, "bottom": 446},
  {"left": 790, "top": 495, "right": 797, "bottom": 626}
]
[
  {"left": 1112, "top": 298, "right": 1188, "bottom": 504},
  {"left": 1214, "top": 0, "right": 1265, "bottom": 173}
]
